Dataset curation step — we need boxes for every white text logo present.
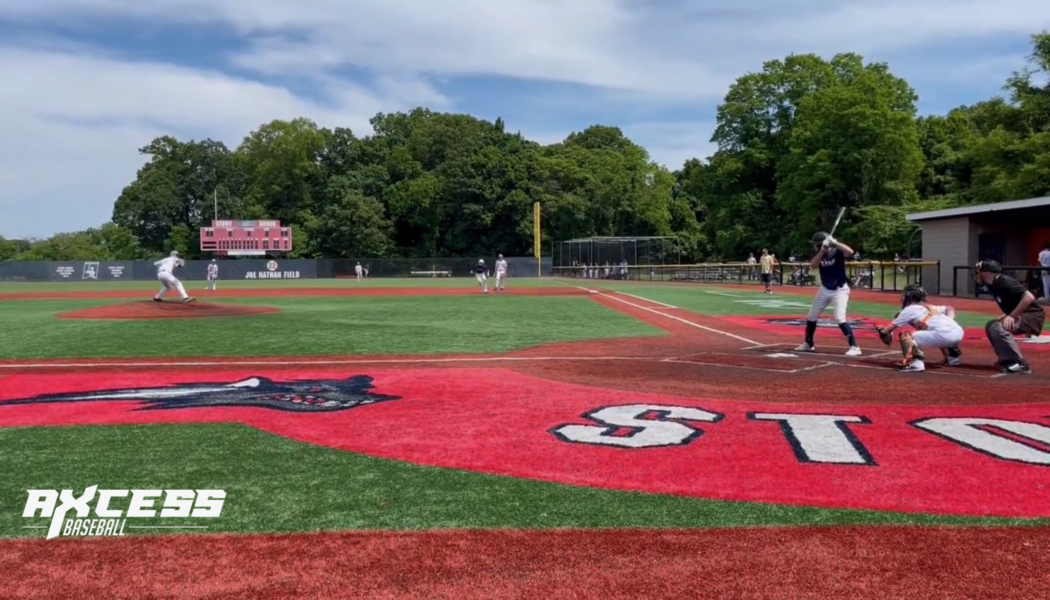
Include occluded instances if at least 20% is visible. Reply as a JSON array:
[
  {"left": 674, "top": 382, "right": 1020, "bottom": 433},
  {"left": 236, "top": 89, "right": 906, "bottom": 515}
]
[{"left": 23, "top": 487, "right": 226, "bottom": 540}]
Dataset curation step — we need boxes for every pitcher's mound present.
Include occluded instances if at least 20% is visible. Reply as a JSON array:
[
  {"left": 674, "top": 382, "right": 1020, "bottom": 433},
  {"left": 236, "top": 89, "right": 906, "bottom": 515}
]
[{"left": 58, "top": 301, "right": 280, "bottom": 320}]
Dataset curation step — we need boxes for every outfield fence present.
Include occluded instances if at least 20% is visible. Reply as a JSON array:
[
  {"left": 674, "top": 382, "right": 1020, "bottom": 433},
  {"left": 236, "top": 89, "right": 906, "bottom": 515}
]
[
  {"left": 552, "top": 261, "right": 941, "bottom": 294},
  {"left": 952, "top": 264, "right": 1048, "bottom": 300},
  {"left": 0, "top": 257, "right": 552, "bottom": 282}
]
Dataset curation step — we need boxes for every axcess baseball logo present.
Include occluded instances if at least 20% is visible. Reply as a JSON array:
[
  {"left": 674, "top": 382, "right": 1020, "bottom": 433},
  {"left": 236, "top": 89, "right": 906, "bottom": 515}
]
[{"left": 23, "top": 487, "right": 226, "bottom": 540}]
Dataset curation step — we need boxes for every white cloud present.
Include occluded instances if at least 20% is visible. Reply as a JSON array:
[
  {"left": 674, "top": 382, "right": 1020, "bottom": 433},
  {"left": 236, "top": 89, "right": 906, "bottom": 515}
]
[
  {"left": 0, "top": 47, "right": 447, "bottom": 237},
  {"left": 0, "top": 0, "right": 1046, "bottom": 237}
]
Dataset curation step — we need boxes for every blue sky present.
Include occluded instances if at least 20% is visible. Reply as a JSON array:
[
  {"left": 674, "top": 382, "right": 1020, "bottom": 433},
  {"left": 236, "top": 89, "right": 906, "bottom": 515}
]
[{"left": 0, "top": 0, "right": 1047, "bottom": 238}]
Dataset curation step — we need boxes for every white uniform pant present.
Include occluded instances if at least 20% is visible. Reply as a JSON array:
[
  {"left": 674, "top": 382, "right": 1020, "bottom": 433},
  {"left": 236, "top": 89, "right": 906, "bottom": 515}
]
[
  {"left": 355, "top": 269, "right": 362, "bottom": 281},
  {"left": 475, "top": 273, "right": 487, "bottom": 289},
  {"left": 912, "top": 327, "right": 964, "bottom": 349},
  {"left": 157, "top": 272, "right": 188, "bottom": 299},
  {"left": 1041, "top": 272, "right": 1050, "bottom": 300},
  {"left": 807, "top": 284, "right": 850, "bottom": 322},
  {"left": 206, "top": 276, "right": 217, "bottom": 290},
  {"left": 495, "top": 272, "right": 505, "bottom": 288}
]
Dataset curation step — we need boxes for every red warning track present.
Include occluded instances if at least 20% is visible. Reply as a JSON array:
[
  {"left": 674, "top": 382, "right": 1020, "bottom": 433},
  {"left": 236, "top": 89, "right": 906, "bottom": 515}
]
[{"left": 3, "top": 527, "right": 1047, "bottom": 599}]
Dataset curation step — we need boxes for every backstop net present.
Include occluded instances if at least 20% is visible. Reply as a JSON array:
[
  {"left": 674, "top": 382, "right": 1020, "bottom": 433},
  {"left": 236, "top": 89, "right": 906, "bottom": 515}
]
[{"left": 552, "top": 236, "right": 678, "bottom": 278}]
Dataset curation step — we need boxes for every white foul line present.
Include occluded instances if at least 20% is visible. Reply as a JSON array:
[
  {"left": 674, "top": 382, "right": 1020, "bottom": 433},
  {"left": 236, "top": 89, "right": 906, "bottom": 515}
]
[
  {"left": 563, "top": 283, "right": 761, "bottom": 346},
  {"left": 704, "top": 290, "right": 745, "bottom": 298},
  {"left": 0, "top": 356, "right": 663, "bottom": 369},
  {"left": 615, "top": 291, "right": 676, "bottom": 308}
]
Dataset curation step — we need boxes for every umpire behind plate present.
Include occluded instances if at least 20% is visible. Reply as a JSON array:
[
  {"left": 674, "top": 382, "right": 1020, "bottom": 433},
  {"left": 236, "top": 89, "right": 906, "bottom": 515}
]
[{"left": 975, "top": 260, "right": 1045, "bottom": 374}]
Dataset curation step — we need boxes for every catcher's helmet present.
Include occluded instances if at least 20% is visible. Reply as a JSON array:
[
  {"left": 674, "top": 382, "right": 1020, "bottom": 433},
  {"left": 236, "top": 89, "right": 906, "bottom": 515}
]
[
  {"left": 901, "top": 284, "right": 927, "bottom": 308},
  {"left": 811, "top": 231, "right": 828, "bottom": 247}
]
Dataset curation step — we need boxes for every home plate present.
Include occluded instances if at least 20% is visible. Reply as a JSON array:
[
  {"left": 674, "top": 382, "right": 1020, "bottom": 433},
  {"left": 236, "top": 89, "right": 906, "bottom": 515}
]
[{"left": 767, "top": 353, "right": 798, "bottom": 358}]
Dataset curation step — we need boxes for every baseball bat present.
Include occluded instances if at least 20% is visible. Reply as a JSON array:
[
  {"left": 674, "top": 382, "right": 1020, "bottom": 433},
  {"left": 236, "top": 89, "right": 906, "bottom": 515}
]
[{"left": 828, "top": 207, "right": 846, "bottom": 238}]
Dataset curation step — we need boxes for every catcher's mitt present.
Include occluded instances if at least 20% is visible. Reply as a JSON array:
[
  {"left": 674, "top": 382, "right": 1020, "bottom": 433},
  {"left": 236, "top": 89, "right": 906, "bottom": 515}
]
[{"left": 876, "top": 326, "right": 893, "bottom": 346}]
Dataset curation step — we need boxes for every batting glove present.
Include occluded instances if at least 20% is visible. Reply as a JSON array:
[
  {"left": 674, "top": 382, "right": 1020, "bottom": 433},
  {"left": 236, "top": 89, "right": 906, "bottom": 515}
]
[{"left": 824, "top": 235, "right": 836, "bottom": 247}]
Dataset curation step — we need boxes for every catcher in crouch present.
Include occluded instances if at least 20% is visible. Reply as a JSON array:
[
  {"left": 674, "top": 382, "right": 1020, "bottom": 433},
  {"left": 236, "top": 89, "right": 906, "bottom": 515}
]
[{"left": 875, "top": 285, "right": 963, "bottom": 372}]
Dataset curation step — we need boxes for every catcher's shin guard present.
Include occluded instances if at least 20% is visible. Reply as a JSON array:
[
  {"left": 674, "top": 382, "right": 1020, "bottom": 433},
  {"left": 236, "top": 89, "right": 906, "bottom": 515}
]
[
  {"left": 898, "top": 332, "right": 925, "bottom": 365},
  {"left": 946, "top": 345, "right": 962, "bottom": 359}
]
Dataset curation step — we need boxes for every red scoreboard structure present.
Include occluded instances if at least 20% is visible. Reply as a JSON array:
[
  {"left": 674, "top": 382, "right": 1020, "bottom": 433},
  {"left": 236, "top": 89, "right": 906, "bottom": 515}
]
[{"left": 199, "top": 220, "right": 292, "bottom": 256}]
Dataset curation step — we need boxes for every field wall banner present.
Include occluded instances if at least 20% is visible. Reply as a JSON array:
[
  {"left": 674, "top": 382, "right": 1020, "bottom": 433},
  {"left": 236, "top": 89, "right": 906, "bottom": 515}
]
[
  {"left": 0, "top": 257, "right": 549, "bottom": 282},
  {"left": 0, "top": 259, "right": 318, "bottom": 282}
]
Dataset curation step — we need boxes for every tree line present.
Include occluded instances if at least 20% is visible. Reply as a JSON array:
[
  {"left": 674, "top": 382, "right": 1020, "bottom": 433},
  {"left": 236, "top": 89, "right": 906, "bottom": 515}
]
[{"left": 3, "top": 32, "right": 1050, "bottom": 264}]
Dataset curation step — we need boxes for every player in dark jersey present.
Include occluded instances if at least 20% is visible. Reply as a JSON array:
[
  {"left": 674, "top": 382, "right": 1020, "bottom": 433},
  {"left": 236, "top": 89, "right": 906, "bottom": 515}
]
[
  {"left": 795, "top": 231, "right": 861, "bottom": 356},
  {"left": 975, "top": 260, "right": 1045, "bottom": 374},
  {"left": 473, "top": 259, "right": 489, "bottom": 294}
]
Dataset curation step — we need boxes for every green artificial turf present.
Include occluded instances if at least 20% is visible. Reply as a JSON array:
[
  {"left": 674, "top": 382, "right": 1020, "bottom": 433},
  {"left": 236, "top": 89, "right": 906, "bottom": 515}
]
[
  {"left": 2, "top": 424, "right": 1041, "bottom": 540},
  {"left": 0, "top": 296, "right": 662, "bottom": 360}
]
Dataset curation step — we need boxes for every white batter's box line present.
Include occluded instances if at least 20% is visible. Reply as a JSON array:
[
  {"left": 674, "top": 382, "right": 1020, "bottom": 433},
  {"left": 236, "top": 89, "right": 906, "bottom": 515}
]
[
  {"left": 558, "top": 282, "right": 761, "bottom": 346},
  {"left": 839, "top": 362, "right": 1000, "bottom": 378},
  {"left": 867, "top": 350, "right": 900, "bottom": 359},
  {"left": 739, "top": 343, "right": 779, "bottom": 351},
  {"left": 661, "top": 358, "right": 815, "bottom": 374},
  {"left": 662, "top": 352, "right": 835, "bottom": 374},
  {"left": 661, "top": 352, "right": 711, "bottom": 362},
  {"left": 745, "top": 342, "right": 887, "bottom": 356},
  {"left": 0, "top": 356, "right": 671, "bottom": 370}
]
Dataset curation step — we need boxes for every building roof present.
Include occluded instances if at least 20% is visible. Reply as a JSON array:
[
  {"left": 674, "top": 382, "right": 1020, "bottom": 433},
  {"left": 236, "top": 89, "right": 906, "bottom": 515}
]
[{"left": 906, "top": 196, "right": 1050, "bottom": 222}]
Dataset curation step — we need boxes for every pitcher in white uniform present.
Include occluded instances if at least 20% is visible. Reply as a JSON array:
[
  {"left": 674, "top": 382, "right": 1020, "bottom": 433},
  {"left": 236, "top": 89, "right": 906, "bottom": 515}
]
[
  {"left": 206, "top": 259, "right": 219, "bottom": 291},
  {"left": 154, "top": 251, "right": 194, "bottom": 303},
  {"left": 877, "top": 284, "right": 963, "bottom": 372},
  {"left": 494, "top": 254, "right": 508, "bottom": 292}
]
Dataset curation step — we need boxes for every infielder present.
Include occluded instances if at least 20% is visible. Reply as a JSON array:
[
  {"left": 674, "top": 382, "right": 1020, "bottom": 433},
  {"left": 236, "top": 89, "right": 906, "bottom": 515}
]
[
  {"left": 153, "top": 251, "right": 194, "bottom": 303},
  {"left": 494, "top": 254, "right": 508, "bottom": 292},
  {"left": 875, "top": 285, "right": 963, "bottom": 372},
  {"left": 473, "top": 259, "right": 489, "bottom": 293},
  {"left": 795, "top": 232, "right": 861, "bottom": 356},
  {"left": 206, "top": 259, "right": 219, "bottom": 291},
  {"left": 355, "top": 262, "right": 363, "bottom": 281}
]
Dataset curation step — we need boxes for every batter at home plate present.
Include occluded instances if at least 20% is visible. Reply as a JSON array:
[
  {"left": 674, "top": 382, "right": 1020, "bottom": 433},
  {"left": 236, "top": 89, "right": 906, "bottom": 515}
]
[{"left": 796, "top": 231, "right": 861, "bottom": 356}]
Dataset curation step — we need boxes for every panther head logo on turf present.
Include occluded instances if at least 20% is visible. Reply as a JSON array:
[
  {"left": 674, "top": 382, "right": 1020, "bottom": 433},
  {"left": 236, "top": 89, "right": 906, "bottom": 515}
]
[{"left": 0, "top": 375, "right": 400, "bottom": 412}]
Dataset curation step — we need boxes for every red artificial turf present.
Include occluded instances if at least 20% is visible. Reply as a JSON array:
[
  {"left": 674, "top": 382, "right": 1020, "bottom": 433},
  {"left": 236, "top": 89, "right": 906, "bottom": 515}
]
[{"left": 3, "top": 527, "right": 1048, "bottom": 599}]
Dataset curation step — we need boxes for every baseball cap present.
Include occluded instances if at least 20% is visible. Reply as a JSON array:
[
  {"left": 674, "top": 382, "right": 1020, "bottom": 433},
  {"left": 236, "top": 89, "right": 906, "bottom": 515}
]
[{"left": 976, "top": 260, "right": 1002, "bottom": 273}]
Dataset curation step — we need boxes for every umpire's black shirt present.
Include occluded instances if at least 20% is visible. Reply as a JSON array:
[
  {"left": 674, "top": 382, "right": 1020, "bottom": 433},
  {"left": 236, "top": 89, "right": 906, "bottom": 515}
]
[{"left": 989, "top": 274, "right": 1042, "bottom": 316}]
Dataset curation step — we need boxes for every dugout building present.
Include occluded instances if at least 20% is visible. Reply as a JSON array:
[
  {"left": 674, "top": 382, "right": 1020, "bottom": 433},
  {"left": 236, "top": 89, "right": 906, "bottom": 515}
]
[{"left": 907, "top": 196, "right": 1050, "bottom": 297}]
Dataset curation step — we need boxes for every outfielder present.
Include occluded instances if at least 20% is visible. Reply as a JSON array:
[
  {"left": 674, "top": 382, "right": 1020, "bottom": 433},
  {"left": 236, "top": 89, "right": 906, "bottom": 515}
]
[
  {"left": 355, "top": 262, "right": 363, "bottom": 281},
  {"left": 473, "top": 259, "right": 489, "bottom": 293},
  {"left": 795, "top": 232, "right": 861, "bottom": 356},
  {"left": 206, "top": 259, "right": 219, "bottom": 291},
  {"left": 875, "top": 285, "right": 963, "bottom": 372},
  {"left": 494, "top": 254, "right": 508, "bottom": 292},
  {"left": 153, "top": 251, "right": 194, "bottom": 303}
]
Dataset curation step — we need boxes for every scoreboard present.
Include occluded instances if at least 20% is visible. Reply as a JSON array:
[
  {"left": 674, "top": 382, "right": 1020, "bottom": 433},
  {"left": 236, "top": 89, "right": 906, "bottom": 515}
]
[{"left": 200, "top": 220, "right": 292, "bottom": 256}]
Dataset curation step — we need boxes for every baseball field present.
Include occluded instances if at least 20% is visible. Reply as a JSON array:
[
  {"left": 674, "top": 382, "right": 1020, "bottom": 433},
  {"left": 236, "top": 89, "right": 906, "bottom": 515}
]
[{"left": 2, "top": 276, "right": 1049, "bottom": 599}]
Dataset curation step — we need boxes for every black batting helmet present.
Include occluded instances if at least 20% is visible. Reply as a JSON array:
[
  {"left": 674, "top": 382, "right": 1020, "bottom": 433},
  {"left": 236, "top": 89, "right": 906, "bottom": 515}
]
[
  {"left": 901, "top": 284, "right": 927, "bottom": 308},
  {"left": 811, "top": 232, "right": 828, "bottom": 247}
]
